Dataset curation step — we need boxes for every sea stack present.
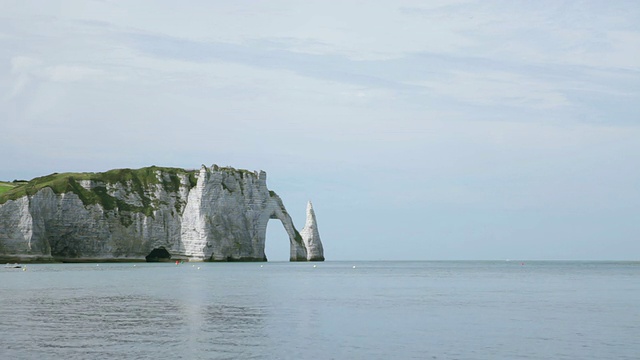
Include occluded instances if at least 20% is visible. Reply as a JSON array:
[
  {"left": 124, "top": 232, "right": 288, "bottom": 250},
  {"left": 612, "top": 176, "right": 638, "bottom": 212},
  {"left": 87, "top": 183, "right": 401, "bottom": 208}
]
[{"left": 300, "top": 201, "right": 325, "bottom": 261}]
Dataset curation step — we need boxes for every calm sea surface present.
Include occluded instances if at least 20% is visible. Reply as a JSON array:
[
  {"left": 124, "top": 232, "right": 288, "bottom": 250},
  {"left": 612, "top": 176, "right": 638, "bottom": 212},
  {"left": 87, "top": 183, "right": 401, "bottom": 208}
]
[{"left": 1, "top": 261, "right": 639, "bottom": 359}]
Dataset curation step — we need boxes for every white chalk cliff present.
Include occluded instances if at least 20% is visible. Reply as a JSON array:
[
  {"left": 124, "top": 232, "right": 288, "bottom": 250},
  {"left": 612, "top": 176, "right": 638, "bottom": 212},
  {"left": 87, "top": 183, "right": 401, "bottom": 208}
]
[
  {"left": 300, "top": 201, "right": 324, "bottom": 261},
  {"left": 0, "top": 165, "right": 324, "bottom": 262}
]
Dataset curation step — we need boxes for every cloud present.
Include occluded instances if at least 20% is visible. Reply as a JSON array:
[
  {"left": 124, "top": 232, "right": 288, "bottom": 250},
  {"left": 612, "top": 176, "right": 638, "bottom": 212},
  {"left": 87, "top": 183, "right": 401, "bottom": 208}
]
[
  {"left": 412, "top": 70, "right": 571, "bottom": 109},
  {"left": 6, "top": 56, "right": 41, "bottom": 99},
  {"left": 44, "top": 65, "right": 105, "bottom": 82},
  {"left": 404, "top": 1, "right": 640, "bottom": 70},
  {"left": 11, "top": 56, "right": 41, "bottom": 73},
  {"left": 4, "top": 56, "right": 107, "bottom": 107}
]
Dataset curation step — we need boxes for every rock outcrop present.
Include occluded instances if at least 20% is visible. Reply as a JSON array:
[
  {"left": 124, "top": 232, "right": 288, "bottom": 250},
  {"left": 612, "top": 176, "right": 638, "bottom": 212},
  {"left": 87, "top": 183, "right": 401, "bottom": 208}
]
[
  {"left": 0, "top": 165, "right": 324, "bottom": 262},
  {"left": 300, "top": 201, "right": 324, "bottom": 261}
]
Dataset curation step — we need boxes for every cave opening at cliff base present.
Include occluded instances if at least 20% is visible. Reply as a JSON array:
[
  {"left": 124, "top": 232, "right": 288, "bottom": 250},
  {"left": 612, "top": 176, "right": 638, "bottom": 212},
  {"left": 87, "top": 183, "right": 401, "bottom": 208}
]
[{"left": 145, "top": 247, "right": 172, "bottom": 262}]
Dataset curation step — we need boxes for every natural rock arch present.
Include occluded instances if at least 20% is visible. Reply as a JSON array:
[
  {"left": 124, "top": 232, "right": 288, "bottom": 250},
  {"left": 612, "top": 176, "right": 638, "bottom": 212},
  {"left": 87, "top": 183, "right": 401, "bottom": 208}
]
[
  {"left": 260, "top": 200, "right": 324, "bottom": 262},
  {"left": 264, "top": 218, "right": 297, "bottom": 261},
  {"left": 266, "top": 208, "right": 307, "bottom": 261}
]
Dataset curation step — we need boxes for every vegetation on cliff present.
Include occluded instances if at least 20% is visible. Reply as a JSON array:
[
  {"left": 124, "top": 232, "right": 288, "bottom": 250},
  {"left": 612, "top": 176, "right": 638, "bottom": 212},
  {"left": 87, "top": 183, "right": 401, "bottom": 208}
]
[
  {"left": 0, "top": 181, "right": 16, "bottom": 196},
  {"left": 0, "top": 167, "right": 199, "bottom": 215}
]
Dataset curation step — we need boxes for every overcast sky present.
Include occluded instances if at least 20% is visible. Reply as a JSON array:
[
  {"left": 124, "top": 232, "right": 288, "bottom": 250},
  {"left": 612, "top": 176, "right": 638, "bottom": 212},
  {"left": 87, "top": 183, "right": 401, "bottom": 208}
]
[{"left": 2, "top": 1, "right": 639, "bottom": 260}]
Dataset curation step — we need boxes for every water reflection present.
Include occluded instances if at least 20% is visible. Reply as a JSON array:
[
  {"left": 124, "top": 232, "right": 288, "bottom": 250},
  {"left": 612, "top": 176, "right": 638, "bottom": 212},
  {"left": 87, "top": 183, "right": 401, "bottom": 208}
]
[
  {"left": 2, "top": 293, "right": 265, "bottom": 359},
  {"left": 4, "top": 262, "right": 636, "bottom": 359}
]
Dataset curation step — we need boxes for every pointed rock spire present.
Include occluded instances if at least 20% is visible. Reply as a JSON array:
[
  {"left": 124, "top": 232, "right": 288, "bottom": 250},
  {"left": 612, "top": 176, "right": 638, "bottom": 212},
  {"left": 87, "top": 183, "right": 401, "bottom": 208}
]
[{"left": 300, "top": 201, "right": 324, "bottom": 261}]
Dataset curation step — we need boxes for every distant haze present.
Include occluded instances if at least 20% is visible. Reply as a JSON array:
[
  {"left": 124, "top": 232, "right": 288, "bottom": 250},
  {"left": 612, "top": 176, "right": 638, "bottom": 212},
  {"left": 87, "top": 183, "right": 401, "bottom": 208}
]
[{"left": 2, "top": 1, "right": 639, "bottom": 260}]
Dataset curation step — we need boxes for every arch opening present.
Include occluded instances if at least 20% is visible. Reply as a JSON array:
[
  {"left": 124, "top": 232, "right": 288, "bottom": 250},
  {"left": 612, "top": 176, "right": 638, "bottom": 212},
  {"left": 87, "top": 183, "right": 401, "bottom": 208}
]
[
  {"left": 265, "top": 219, "right": 290, "bottom": 262},
  {"left": 145, "top": 247, "right": 172, "bottom": 262}
]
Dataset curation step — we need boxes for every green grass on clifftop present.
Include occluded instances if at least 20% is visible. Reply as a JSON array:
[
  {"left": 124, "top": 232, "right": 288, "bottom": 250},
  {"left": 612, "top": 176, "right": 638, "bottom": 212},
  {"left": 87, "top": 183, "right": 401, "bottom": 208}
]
[
  {"left": 0, "top": 167, "right": 200, "bottom": 216},
  {"left": 0, "top": 181, "right": 16, "bottom": 196}
]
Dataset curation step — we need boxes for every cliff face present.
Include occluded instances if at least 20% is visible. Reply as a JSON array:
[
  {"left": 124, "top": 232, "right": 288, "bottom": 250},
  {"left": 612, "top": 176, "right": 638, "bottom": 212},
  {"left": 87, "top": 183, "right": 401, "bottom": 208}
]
[{"left": 0, "top": 165, "right": 324, "bottom": 262}]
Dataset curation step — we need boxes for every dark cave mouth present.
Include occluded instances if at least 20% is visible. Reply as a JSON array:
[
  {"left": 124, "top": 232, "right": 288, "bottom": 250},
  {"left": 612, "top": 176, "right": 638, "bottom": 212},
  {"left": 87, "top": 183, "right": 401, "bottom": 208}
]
[{"left": 145, "top": 247, "right": 172, "bottom": 262}]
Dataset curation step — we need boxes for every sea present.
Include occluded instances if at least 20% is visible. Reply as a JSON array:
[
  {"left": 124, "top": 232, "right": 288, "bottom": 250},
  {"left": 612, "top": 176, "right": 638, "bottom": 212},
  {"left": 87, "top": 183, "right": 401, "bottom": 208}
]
[{"left": 1, "top": 261, "right": 638, "bottom": 359}]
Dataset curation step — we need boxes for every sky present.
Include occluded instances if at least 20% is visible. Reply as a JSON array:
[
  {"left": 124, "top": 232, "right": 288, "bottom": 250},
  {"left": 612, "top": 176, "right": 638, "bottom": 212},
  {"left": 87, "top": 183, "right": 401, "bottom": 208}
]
[{"left": 1, "top": 0, "right": 639, "bottom": 260}]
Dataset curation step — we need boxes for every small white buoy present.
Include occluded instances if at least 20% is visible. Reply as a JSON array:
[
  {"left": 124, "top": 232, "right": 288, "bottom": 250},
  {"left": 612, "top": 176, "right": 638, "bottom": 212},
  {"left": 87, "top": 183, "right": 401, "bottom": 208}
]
[
  {"left": 96, "top": 264, "right": 99, "bottom": 266},
  {"left": 133, "top": 264, "right": 136, "bottom": 267},
  {"left": 197, "top": 267, "right": 201, "bottom": 270},
  {"left": 260, "top": 265, "right": 263, "bottom": 268},
  {"left": 353, "top": 266, "right": 356, "bottom": 269},
  {"left": 313, "top": 265, "right": 317, "bottom": 268}
]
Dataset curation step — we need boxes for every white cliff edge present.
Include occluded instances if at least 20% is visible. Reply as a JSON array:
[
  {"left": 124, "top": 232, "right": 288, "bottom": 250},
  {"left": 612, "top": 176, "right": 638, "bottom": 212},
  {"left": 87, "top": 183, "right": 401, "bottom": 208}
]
[{"left": 0, "top": 165, "right": 324, "bottom": 262}]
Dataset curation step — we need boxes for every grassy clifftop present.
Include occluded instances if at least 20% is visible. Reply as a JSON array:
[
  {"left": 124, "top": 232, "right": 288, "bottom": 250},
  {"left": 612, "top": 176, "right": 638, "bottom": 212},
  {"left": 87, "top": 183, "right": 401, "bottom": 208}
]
[
  {"left": 0, "top": 181, "right": 18, "bottom": 196},
  {"left": 0, "top": 167, "right": 199, "bottom": 213}
]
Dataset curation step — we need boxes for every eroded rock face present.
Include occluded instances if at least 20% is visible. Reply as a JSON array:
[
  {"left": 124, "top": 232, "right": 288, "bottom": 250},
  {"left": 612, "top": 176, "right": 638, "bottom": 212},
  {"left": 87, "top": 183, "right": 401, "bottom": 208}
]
[
  {"left": 300, "top": 201, "right": 325, "bottom": 261},
  {"left": 0, "top": 165, "right": 324, "bottom": 262}
]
